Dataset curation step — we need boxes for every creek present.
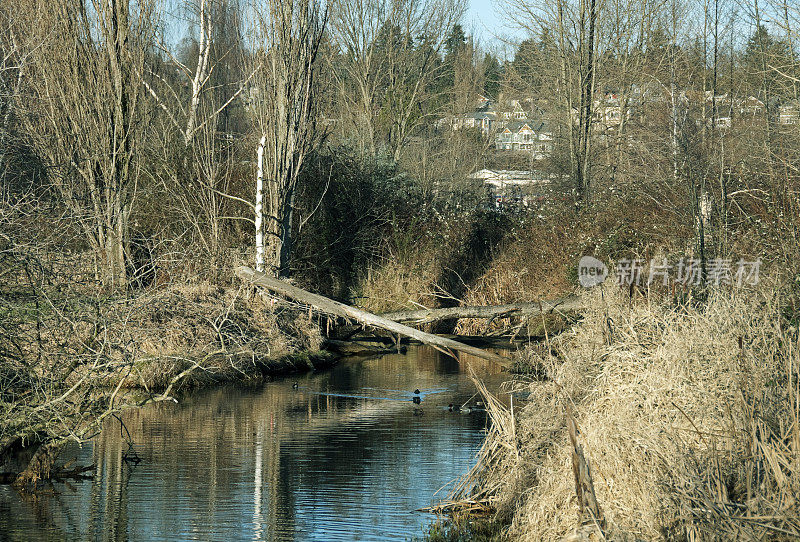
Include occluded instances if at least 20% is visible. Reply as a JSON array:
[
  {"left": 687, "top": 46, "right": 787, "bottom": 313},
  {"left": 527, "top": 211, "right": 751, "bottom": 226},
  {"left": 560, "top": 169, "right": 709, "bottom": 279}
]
[{"left": 0, "top": 346, "right": 508, "bottom": 541}]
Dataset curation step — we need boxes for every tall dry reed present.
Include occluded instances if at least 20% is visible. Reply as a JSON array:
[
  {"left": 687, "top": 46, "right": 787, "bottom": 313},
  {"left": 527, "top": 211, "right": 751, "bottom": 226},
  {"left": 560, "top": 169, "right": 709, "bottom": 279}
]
[{"left": 456, "top": 281, "right": 800, "bottom": 540}]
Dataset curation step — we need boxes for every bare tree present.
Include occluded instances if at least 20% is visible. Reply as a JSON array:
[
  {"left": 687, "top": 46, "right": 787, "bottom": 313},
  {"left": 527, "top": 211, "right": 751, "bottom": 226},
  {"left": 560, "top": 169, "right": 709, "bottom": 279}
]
[
  {"left": 21, "top": 0, "right": 156, "bottom": 288},
  {"left": 329, "top": 0, "right": 463, "bottom": 160},
  {"left": 141, "top": 0, "right": 254, "bottom": 264},
  {"left": 251, "top": 0, "right": 327, "bottom": 277},
  {"left": 576, "top": 0, "right": 599, "bottom": 204},
  {"left": 504, "top": 0, "right": 600, "bottom": 206},
  {"left": 381, "top": 0, "right": 465, "bottom": 161},
  {"left": 145, "top": 0, "right": 252, "bottom": 147},
  {"left": 0, "top": 6, "right": 28, "bottom": 185},
  {"left": 328, "top": 0, "right": 389, "bottom": 155}
]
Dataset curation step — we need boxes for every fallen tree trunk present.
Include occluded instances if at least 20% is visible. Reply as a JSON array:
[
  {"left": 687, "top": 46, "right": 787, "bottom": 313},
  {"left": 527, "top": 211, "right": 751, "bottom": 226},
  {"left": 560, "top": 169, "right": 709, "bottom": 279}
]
[
  {"left": 236, "top": 266, "right": 509, "bottom": 367},
  {"left": 323, "top": 339, "right": 402, "bottom": 357},
  {"left": 380, "top": 297, "right": 583, "bottom": 325}
]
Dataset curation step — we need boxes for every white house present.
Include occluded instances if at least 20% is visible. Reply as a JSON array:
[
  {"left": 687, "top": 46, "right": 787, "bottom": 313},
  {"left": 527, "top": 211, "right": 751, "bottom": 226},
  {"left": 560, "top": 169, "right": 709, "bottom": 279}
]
[
  {"left": 468, "top": 169, "right": 552, "bottom": 208},
  {"left": 495, "top": 121, "right": 553, "bottom": 158},
  {"left": 780, "top": 101, "right": 800, "bottom": 125}
]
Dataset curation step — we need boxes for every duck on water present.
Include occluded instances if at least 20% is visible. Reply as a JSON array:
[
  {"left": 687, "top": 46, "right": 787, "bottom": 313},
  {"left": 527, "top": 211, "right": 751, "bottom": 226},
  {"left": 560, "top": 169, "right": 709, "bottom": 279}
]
[{"left": 448, "top": 401, "right": 486, "bottom": 413}]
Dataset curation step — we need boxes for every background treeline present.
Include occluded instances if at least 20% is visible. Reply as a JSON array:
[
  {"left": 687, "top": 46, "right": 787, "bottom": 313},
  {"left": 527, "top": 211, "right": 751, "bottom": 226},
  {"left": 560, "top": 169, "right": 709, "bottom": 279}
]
[{"left": 1, "top": 0, "right": 797, "bottom": 300}]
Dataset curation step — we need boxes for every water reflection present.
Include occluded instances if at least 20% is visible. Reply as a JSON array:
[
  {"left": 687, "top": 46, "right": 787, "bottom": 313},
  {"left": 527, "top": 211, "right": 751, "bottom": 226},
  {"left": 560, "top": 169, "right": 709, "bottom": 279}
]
[{"left": 0, "top": 347, "right": 507, "bottom": 541}]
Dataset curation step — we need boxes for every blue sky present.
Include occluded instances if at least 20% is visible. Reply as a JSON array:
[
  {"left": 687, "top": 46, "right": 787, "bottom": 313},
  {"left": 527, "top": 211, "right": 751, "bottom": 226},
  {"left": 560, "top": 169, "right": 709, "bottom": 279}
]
[{"left": 464, "top": 0, "right": 527, "bottom": 52}]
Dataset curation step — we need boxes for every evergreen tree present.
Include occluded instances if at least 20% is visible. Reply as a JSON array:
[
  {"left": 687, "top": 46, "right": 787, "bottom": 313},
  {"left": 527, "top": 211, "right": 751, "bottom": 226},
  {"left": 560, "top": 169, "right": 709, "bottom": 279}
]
[
  {"left": 483, "top": 53, "right": 502, "bottom": 98},
  {"left": 743, "top": 25, "right": 794, "bottom": 101}
]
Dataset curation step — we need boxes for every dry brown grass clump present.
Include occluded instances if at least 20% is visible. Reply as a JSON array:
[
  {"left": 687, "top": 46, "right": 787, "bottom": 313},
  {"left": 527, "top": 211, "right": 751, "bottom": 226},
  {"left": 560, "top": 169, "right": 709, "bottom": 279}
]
[
  {"left": 461, "top": 282, "right": 800, "bottom": 540},
  {"left": 101, "top": 281, "right": 324, "bottom": 391},
  {"left": 354, "top": 237, "right": 448, "bottom": 314}
]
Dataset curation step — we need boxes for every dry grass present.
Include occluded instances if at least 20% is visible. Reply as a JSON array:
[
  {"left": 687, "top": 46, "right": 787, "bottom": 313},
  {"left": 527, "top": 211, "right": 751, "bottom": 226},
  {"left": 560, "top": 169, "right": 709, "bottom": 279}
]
[
  {"left": 98, "top": 281, "right": 324, "bottom": 391},
  {"left": 456, "top": 281, "right": 800, "bottom": 541},
  {"left": 354, "top": 239, "right": 446, "bottom": 314}
]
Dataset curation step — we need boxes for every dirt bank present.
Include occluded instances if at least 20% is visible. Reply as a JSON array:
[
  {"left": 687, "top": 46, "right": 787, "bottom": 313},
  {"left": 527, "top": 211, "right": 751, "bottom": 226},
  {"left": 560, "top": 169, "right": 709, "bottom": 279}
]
[{"left": 103, "top": 281, "right": 336, "bottom": 394}]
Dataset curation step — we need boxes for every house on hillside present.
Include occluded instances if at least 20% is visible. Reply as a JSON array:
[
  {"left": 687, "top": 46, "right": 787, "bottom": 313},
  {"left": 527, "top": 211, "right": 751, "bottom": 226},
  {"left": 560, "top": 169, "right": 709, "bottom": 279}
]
[
  {"left": 462, "top": 110, "right": 497, "bottom": 135},
  {"left": 451, "top": 98, "right": 498, "bottom": 135},
  {"left": 495, "top": 121, "right": 553, "bottom": 158},
  {"left": 593, "top": 93, "right": 630, "bottom": 131},
  {"left": 698, "top": 92, "right": 735, "bottom": 128},
  {"left": 444, "top": 95, "right": 555, "bottom": 159},
  {"left": 498, "top": 100, "right": 529, "bottom": 121},
  {"left": 780, "top": 101, "right": 800, "bottom": 125},
  {"left": 739, "top": 96, "right": 765, "bottom": 116}
]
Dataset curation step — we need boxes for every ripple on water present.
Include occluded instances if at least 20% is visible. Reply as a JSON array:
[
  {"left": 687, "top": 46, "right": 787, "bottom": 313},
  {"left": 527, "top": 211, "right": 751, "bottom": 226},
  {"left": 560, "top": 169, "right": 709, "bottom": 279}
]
[{"left": 0, "top": 346, "right": 506, "bottom": 541}]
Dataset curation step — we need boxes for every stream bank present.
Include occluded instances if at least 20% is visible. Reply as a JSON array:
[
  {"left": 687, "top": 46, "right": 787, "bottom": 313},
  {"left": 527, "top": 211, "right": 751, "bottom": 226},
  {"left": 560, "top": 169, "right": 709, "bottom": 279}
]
[
  {"left": 428, "top": 284, "right": 800, "bottom": 541},
  {"left": 110, "top": 281, "right": 334, "bottom": 393},
  {"left": 0, "top": 280, "right": 338, "bottom": 487}
]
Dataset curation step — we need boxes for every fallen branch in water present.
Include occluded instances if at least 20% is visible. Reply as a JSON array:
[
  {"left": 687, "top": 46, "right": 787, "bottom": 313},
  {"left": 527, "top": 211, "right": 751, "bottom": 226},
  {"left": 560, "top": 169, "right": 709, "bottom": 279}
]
[
  {"left": 235, "top": 266, "right": 509, "bottom": 367},
  {"left": 417, "top": 499, "right": 495, "bottom": 516},
  {"left": 380, "top": 296, "right": 583, "bottom": 325}
]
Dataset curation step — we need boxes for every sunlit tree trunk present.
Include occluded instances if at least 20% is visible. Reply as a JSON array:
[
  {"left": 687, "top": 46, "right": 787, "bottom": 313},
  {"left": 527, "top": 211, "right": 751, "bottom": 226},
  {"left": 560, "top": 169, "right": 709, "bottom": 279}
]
[
  {"left": 255, "top": 135, "right": 266, "bottom": 272},
  {"left": 252, "top": 0, "right": 326, "bottom": 278}
]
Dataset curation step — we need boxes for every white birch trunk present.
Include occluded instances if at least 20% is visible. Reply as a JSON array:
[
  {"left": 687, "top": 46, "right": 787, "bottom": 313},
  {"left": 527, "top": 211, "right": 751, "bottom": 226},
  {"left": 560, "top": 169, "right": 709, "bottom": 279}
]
[
  {"left": 185, "top": 0, "right": 211, "bottom": 145},
  {"left": 255, "top": 135, "right": 266, "bottom": 273}
]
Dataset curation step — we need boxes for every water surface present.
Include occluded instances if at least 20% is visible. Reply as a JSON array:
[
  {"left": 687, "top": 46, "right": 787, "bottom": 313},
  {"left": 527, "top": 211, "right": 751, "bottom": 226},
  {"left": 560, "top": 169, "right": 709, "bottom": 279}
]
[{"left": 0, "top": 346, "right": 507, "bottom": 541}]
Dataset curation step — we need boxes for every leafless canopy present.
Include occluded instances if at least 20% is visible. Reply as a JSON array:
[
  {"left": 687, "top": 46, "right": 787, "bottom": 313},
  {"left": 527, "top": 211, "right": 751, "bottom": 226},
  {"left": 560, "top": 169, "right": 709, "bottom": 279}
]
[{"left": 250, "top": 0, "right": 327, "bottom": 277}]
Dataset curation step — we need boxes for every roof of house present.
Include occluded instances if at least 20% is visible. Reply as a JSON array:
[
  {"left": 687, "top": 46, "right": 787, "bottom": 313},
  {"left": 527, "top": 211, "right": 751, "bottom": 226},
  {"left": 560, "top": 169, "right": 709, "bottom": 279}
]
[
  {"left": 500, "top": 120, "right": 552, "bottom": 134},
  {"left": 466, "top": 110, "right": 497, "bottom": 120},
  {"left": 501, "top": 121, "right": 533, "bottom": 133}
]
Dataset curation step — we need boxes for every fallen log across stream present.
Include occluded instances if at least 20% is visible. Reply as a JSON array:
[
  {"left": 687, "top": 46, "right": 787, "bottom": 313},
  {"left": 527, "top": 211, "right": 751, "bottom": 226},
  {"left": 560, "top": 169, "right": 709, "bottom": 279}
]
[
  {"left": 235, "top": 266, "right": 510, "bottom": 367},
  {"left": 380, "top": 296, "right": 583, "bottom": 325}
]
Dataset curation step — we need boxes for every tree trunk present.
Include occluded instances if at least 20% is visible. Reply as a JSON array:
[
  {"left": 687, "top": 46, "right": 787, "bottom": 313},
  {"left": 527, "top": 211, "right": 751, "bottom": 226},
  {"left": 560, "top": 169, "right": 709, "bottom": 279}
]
[
  {"left": 255, "top": 135, "right": 266, "bottom": 272},
  {"left": 380, "top": 297, "right": 582, "bottom": 325},
  {"left": 276, "top": 186, "right": 294, "bottom": 278},
  {"left": 579, "top": 0, "right": 597, "bottom": 205},
  {"left": 236, "top": 266, "right": 510, "bottom": 366}
]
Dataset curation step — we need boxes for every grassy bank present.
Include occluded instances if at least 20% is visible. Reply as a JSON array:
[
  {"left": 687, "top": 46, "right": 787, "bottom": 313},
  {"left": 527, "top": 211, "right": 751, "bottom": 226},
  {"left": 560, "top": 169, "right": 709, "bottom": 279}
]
[
  {"left": 439, "top": 282, "right": 800, "bottom": 540},
  {"left": 105, "top": 281, "right": 332, "bottom": 393},
  {"left": 354, "top": 195, "right": 691, "bottom": 334}
]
